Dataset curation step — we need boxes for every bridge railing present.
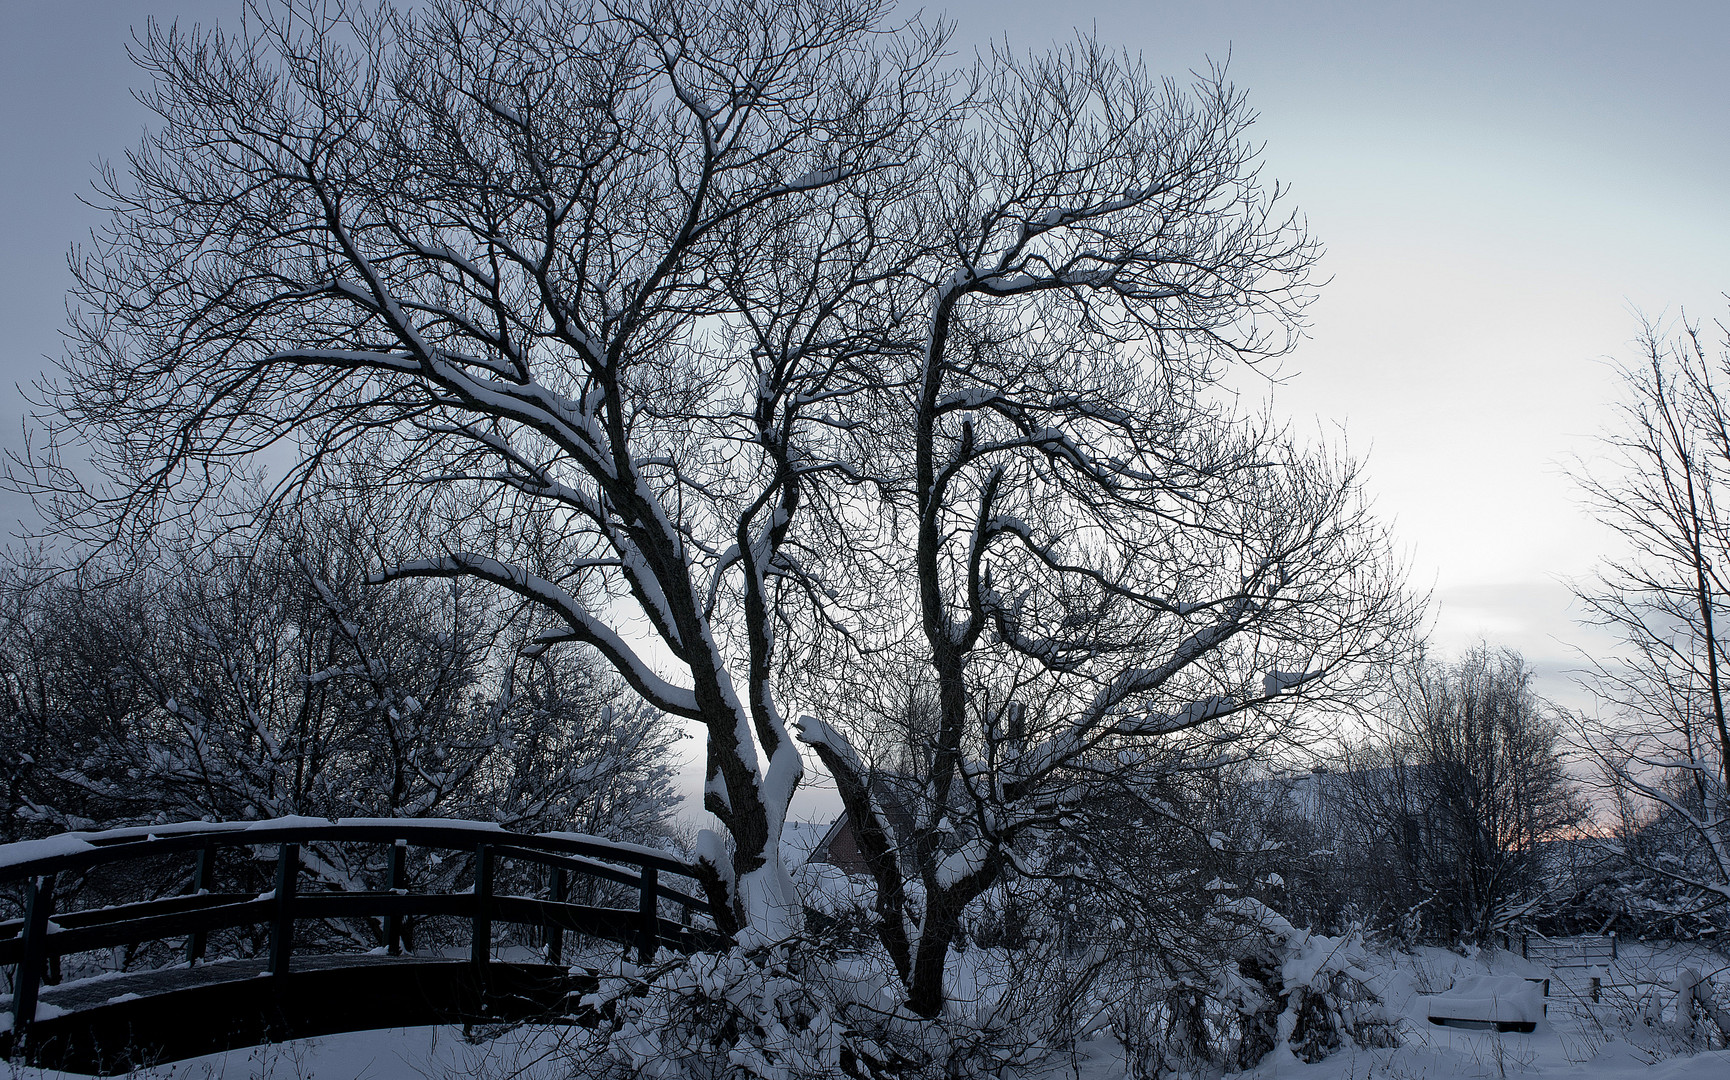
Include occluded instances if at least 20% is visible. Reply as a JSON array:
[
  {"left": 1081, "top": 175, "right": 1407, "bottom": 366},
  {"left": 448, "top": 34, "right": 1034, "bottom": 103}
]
[{"left": 0, "top": 817, "right": 728, "bottom": 1052}]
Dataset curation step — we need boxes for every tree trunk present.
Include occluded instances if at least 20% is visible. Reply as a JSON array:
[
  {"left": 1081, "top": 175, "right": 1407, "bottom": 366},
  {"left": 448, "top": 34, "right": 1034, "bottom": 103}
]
[{"left": 907, "top": 897, "right": 960, "bottom": 1018}]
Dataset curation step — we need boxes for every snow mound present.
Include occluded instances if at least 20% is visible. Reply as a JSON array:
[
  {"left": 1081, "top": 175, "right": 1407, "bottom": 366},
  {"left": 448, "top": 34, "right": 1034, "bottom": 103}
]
[{"left": 1425, "top": 975, "right": 1544, "bottom": 1027}]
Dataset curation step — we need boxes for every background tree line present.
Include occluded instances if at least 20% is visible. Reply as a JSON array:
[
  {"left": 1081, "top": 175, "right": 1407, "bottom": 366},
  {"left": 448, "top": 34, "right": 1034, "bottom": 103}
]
[{"left": 0, "top": 493, "right": 684, "bottom": 950}]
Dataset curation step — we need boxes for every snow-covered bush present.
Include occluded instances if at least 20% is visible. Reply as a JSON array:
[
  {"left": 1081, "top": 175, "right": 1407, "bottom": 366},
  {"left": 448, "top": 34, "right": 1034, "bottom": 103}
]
[
  {"left": 1103, "top": 900, "right": 1395, "bottom": 1077},
  {"left": 1221, "top": 901, "right": 1396, "bottom": 1065},
  {"left": 566, "top": 935, "right": 1103, "bottom": 1080},
  {"left": 790, "top": 861, "right": 880, "bottom": 950},
  {"left": 1646, "top": 967, "right": 1730, "bottom": 1050},
  {"left": 575, "top": 948, "right": 848, "bottom": 1080}
]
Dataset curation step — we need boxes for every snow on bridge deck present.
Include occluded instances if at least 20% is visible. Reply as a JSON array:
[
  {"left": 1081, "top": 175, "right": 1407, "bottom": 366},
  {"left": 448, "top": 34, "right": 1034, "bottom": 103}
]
[{"left": 5, "top": 955, "right": 602, "bottom": 1075}]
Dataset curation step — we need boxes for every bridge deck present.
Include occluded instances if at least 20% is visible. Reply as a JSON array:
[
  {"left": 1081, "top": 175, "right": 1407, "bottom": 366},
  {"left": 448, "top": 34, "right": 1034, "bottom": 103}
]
[{"left": 2, "top": 957, "right": 602, "bottom": 1075}]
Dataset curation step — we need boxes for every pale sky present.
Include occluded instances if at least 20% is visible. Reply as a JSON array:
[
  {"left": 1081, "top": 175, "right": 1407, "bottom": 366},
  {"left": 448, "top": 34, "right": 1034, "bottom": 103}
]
[
  {"left": 926, "top": 0, "right": 1730, "bottom": 715},
  {"left": 3, "top": 2, "right": 1727, "bottom": 821}
]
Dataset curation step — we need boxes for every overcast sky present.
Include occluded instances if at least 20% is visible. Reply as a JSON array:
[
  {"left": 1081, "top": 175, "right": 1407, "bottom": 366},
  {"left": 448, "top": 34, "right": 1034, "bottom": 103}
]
[
  {"left": 928, "top": 0, "right": 1730, "bottom": 716},
  {"left": 3, "top": 1, "right": 1727, "bottom": 819}
]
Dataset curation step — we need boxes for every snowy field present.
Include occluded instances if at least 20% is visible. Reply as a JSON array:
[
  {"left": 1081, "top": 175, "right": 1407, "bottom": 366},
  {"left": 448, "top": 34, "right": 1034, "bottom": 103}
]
[{"left": 9, "top": 938, "right": 1729, "bottom": 1080}]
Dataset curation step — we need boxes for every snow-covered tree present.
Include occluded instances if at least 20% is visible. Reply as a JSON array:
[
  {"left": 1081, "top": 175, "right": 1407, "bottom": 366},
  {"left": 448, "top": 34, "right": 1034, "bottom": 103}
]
[
  {"left": 24, "top": 0, "right": 1414, "bottom": 973},
  {"left": 25, "top": 0, "right": 962, "bottom": 939},
  {"left": 1571, "top": 316, "right": 1730, "bottom": 929},
  {"left": 0, "top": 509, "right": 680, "bottom": 853},
  {"left": 0, "top": 555, "right": 156, "bottom": 839},
  {"left": 790, "top": 47, "right": 1417, "bottom": 1016},
  {"left": 489, "top": 641, "right": 684, "bottom": 843}
]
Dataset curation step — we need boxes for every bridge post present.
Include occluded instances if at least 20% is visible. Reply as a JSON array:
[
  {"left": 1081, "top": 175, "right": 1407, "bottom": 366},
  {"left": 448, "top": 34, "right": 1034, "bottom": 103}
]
[
  {"left": 471, "top": 845, "right": 493, "bottom": 972},
  {"left": 11, "top": 873, "right": 56, "bottom": 1056},
  {"left": 636, "top": 865, "right": 658, "bottom": 965},
  {"left": 547, "top": 866, "right": 567, "bottom": 966},
  {"left": 386, "top": 839, "right": 407, "bottom": 956},
  {"left": 186, "top": 841, "right": 214, "bottom": 966},
  {"left": 270, "top": 843, "right": 299, "bottom": 977}
]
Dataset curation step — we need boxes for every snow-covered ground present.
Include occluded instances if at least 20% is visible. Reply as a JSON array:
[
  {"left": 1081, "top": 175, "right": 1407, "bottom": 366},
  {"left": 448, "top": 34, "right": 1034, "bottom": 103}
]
[
  {"left": 12, "top": 1025, "right": 585, "bottom": 1080},
  {"left": 1099, "top": 939, "right": 1730, "bottom": 1080},
  {"left": 1218, "top": 939, "right": 1730, "bottom": 1080},
  {"left": 11, "top": 939, "right": 1729, "bottom": 1079}
]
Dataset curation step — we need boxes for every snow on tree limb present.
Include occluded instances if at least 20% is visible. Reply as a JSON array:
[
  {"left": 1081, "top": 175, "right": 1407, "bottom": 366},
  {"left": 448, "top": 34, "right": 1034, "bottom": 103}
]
[{"left": 377, "top": 554, "right": 701, "bottom": 718}]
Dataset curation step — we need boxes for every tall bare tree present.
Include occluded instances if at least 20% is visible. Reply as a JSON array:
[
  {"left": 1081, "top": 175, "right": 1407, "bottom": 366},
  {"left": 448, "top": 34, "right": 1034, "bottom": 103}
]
[
  {"left": 1572, "top": 316, "right": 1730, "bottom": 920},
  {"left": 24, "top": 0, "right": 954, "bottom": 939},
  {"left": 1336, "top": 646, "right": 1582, "bottom": 944},
  {"left": 792, "top": 45, "right": 1417, "bottom": 1016},
  {"left": 23, "top": 0, "right": 1414, "bottom": 979}
]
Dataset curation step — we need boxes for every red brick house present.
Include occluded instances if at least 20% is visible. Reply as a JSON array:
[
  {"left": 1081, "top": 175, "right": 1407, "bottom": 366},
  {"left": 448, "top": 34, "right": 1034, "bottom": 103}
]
[
  {"left": 805, "top": 794, "right": 917, "bottom": 879},
  {"left": 809, "top": 814, "right": 872, "bottom": 877}
]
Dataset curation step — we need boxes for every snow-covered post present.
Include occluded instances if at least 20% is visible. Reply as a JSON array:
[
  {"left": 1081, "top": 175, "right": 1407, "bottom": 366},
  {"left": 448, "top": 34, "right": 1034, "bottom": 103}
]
[
  {"left": 386, "top": 840, "right": 407, "bottom": 957},
  {"left": 636, "top": 865, "right": 659, "bottom": 964},
  {"left": 269, "top": 844, "right": 299, "bottom": 977},
  {"left": 185, "top": 842, "right": 213, "bottom": 966},
  {"left": 10, "top": 873, "right": 55, "bottom": 1055},
  {"left": 547, "top": 866, "right": 567, "bottom": 965},
  {"left": 471, "top": 844, "right": 494, "bottom": 973}
]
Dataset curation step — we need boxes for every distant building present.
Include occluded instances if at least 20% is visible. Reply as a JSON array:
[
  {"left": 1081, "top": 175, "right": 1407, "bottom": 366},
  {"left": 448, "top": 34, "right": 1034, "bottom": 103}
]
[
  {"left": 808, "top": 814, "right": 872, "bottom": 877},
  {"left": 793, "top": 787, "right": 919, "bottom": 879}
]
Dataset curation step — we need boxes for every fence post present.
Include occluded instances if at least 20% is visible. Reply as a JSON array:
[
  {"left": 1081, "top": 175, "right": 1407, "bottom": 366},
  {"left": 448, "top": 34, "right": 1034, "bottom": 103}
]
[
  {"left": 1521, "top": 934, "right": 1528, "bottom": 960},
  {"left": 637, "top": 865, "right": 659, "bottom": 965},
  {"left": 1609, "top": 931, "right": 1617, "bottom": 962},
  {"left": 386, "top": 839, "right": 407, "bottom": 957},
  {"left": 547, "top": 866, "right": 567, "bottom": 966},
  {"left": 471, "top": 845, "right": 493, "bottom": 972},
  {"left": 186, "top": 842, "right": 214, "bottom": 966},
  {"left": 270, "top": 843, "right": 299, "bottom": 977},
  {"left": 12, "top": 873, "right": 56, "bottom": 1056}
]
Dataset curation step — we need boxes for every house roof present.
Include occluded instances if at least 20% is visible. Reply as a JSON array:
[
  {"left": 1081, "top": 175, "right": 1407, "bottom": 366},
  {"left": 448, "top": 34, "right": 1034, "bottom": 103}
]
[{"left": 779, "top": 819, "right": 831, "bottom": 865}]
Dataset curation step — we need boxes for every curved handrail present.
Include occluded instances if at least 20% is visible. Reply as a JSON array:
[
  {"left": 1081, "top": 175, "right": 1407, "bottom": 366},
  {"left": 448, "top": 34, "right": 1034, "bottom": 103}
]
[
  {"left": 0, "top": 817, "right": 728, "bottom": 1059},
  {"left": 0, "top": 816, "right": 702, "bottom": 883}
]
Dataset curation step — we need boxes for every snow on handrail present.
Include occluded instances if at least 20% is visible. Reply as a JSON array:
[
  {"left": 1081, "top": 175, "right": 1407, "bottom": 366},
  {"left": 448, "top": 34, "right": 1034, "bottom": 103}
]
[{"left": 0, "top": 816, "right": 700, "bottom": 882}]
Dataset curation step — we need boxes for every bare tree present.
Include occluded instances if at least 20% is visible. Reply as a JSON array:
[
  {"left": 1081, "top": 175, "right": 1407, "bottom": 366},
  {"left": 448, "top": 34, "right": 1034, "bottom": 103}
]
[
  {"left": 23, "top": 0, "right": 956, "bottom": 939},
  {"left": 1334, "top": 646, "right": 1582, "bottom": 945},
  {"left": 791, "top": 44, "right": 1418, "bottom": 1017},
  {"left": 1571, "top": 316, "right": 1730, "bottom": 922},
  {"left": 0, "top": 506, "right": 679, "bottom": 844},
  {"left": 24, "top": 0, "right": 1415, "bottom": 985},
  {"left": 0, "top": 554, "right": 157, "bottom": 840},
  {"left": 0, "top": 509, "right": 686, "bottom": 978}
]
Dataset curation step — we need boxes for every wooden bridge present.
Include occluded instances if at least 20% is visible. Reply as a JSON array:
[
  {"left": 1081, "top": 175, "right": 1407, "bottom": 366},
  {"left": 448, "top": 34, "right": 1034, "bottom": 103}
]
[{"left": 0, "top": 817, "right": 727, "bottom": 1074}]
